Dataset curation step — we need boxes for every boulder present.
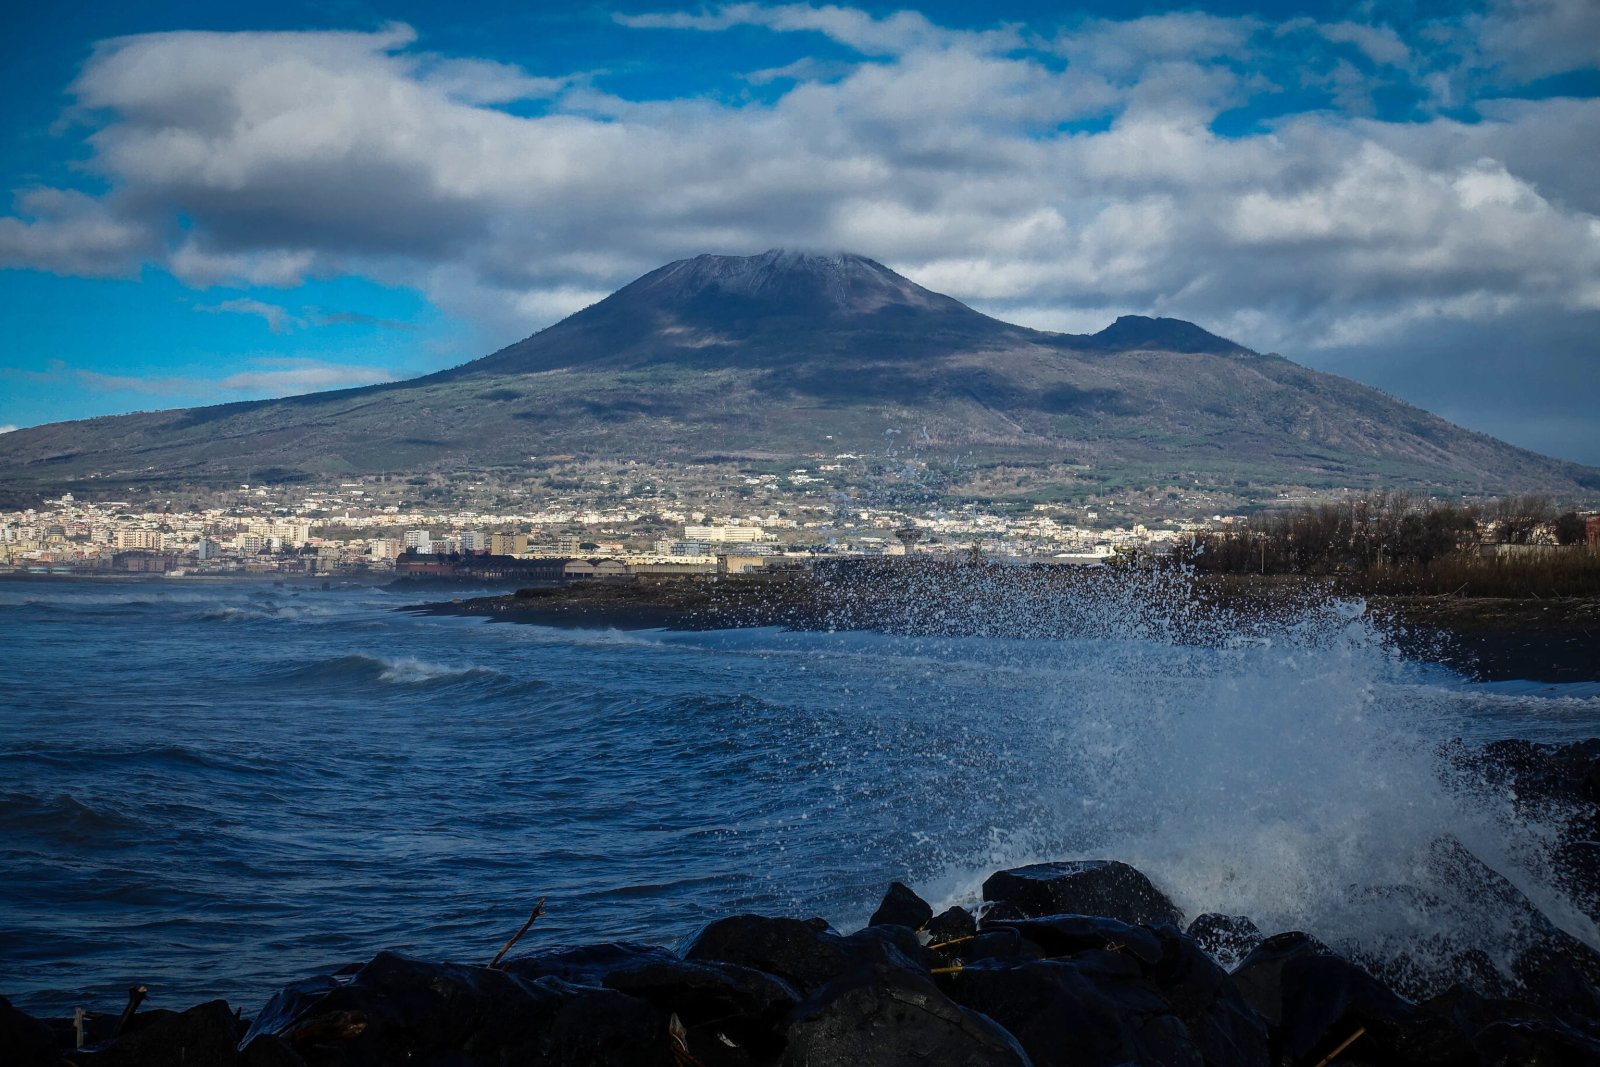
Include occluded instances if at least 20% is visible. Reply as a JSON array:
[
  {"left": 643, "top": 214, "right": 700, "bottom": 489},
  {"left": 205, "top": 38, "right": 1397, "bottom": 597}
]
[
  {"left": 1425, "top": 835, "right": 1600, "bottom": 1022},
  {"left": 962, "top": 929, "right": 1047, "bottom": 966},
  {"left": 503, "top": 941, "right": 673, "bottom": 985},
  {"left": 982, "top": 861, "right": 1182, "bottom": 926},
  {"left": 1230, "top": 932, "right": 1456, "bottom": 1065},
  {"left": 782, "top": 963, "right": 1030, "bottom": 1066},
  {"left": 869, "top": 882, "right": 934, "bottom": 930},
  {"left": 684, "top": 915, "right": 923, "bottom": 995},
  {"left": 0, "top": 996, "right": 64, "bottom": 1067},
  {"left": 944, "top": 956, "right": 1198, "bottom": 1067},
  {"left": 245, "top": 951, "right": 673, "bottom": 1066},
  {"left": 983, "top": 915, "right": 1165, "bottom": 967},
  {"left": 602, "top": 956, "right": 799, "bottom": 1065},
  {"left": 238, "top": 1033, "right": 306, "bottom": 1067},
  {"left": 1185, "top": 913, "right": 1262, "bottom": 968},
  {"left": 1474, "top": 1019, "right": 1600, "bottom": 1066},
  {"left": 78, "top": 1000, "right": 242, "bottom": 1066},
  {"left": 1418, "top": 985, "right": 1600, "bottom": 1066},
  {"left": 1146, "top": 925, "right": 1268, "bottom": 1067},
  {"left": 926, "top": 907, "right": 978, "bottom": 945}
]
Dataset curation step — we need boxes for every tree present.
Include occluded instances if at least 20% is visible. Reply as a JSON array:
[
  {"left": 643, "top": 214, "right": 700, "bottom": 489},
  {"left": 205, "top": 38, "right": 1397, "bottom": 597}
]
[
  {"left": 1493, "top": 494, "right": 1553, "bottom": 544},
  {"left": 1554, "top": 511, "right": 1587, "bottom": 546}
]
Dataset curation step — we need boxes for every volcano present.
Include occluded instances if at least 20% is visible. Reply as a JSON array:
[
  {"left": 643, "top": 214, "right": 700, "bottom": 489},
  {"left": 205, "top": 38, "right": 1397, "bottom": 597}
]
[{"left": 3, "top": 250, "right": 1595, "bottom": 500}]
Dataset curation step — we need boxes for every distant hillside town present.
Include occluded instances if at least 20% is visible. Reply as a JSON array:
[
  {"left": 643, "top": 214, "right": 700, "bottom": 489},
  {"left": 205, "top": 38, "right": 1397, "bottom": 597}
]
[{"left": 4, "top": 477, "right": 1595, "bottom": 581}]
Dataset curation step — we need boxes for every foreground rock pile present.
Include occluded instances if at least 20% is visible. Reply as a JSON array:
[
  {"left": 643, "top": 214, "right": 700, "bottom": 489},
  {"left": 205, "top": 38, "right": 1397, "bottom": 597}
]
[{"left": 9, "top": 741, "right": 1600, "bottom": 1066}]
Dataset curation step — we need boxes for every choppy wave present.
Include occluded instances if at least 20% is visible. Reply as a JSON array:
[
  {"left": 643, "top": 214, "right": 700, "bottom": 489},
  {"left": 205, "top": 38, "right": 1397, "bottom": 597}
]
[
  {"left": 3, "top": 574, "right": 1598, "bottom": 1017},
  {"left": 254, "top": 652, "right": 511, "bottom": 690}
]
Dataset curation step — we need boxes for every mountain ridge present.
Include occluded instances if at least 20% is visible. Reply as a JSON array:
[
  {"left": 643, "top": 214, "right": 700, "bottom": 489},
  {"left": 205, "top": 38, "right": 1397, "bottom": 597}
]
[{"left": 2, "top": 250, "right": 1596, "bottom": 501}]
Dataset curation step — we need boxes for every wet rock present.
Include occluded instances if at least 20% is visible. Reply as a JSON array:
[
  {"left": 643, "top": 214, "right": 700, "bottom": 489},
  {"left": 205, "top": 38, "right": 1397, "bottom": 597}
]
[
  {"left": 1145, "top": 925, "right": 1268, "bottom": 1067},
  {"left": 238, "top": 1033, "right": 306, "bottom": 1067},
  {"left": 1230, "top": 932, "right": 1453, "bottom": 1065},
  {"left": 1185, "top": 913, "right": 1262, "bottom": 967},
  {"left": 944, "top": 956, "right": 1197, "bottom": 1067},
  {"left": 1426, "top": 835, "right": 1600, "bottom": 1022},
  {"left": 1552, "top": 838, "right": 1600, "bottom": 925},
  {"left": 243, "top": 974, "right": 347, "bottom": 1051},
  {"left": 502, "top": 941, "right": 672, "bottom": 985},
  {"left": 79, "top": 1000, "right": 242, "bottom": 1066},
  {"left": 983, "top": 915, "right": 1165, "bottom": 967},
  {"left": 1474, "top": 1019, "right": 1600, "bottom": 1066},
  {"left": 1415, "top": 985, "right": 1600, "bottom": 1065},
  {"left": 602, "top": 956, "right": 799, "bottom": 1065},
  {"left": 926, "top": 906, "right": 978, "bottom": 945},
  {"left": 1480, "top": 738, "right": 1600, "bottom": 808},
  {"left": 0, "top": 996, "right": 64, "bottom": 1066},
  {"left": 847, "top": 923, "right": 943, "bottom": 973},
  {"left": 247, "top": 951, "right": 672, "bottom": 1066},
  {"left": 684, "top": 914, "right": 922, "bottom": 995},
  {"left": 782, "top": 963, "right": 1030, "bottom": 1066},
  {"left": 981, "top": 860, "right": 1183, "bottom": 927},
  {"left": 869, "top": 882, "right": 934, "bottom": 930},
  {"left": 962, "top": 929, "right": 1046, "bottom": 965}
]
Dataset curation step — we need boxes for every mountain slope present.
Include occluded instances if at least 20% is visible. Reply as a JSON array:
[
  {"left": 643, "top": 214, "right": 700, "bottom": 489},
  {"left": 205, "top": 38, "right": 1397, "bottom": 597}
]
[{"left": 2, "top": 250, "right": 1595, "bottom": 498}]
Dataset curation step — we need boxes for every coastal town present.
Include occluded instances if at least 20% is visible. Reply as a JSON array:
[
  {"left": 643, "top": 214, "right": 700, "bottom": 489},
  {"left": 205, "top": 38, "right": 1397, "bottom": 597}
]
[
  {"left": 7, "top": 441, "right": 1598, "bottom": 583},
  {"left": 0, "top": 478, "right": 1205, "bottom": 579}
]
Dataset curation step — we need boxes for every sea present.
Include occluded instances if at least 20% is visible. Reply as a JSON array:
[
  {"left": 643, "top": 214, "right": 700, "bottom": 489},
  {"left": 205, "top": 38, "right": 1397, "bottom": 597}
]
[{"left": 3, "top": 575, "right": 1599, "bottom": 1017}]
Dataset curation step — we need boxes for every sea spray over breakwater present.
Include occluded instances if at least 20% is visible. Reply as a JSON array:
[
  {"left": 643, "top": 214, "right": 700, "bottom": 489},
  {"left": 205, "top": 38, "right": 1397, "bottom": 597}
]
[
  {"left": 1, "top": 575, "right": 1596, "bottom": 1017},
  {"left": 812, "top": 562, "right": 1600, "bottom": 994}
]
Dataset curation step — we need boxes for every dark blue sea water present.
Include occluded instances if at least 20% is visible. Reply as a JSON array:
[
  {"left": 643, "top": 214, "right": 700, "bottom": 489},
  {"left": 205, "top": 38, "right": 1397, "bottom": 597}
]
[{"left": 3, "top": 577, "right": 1598, "bottom": 1017}]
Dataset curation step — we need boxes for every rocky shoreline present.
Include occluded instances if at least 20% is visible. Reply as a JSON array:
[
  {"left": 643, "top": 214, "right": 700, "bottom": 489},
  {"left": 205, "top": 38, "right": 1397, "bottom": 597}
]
[
  {"left": 410, "top": 560, "right": 1600, "bottom": 683},
  {"left": 8, "top": 738, "right": 1600, "bottom": 1066}
]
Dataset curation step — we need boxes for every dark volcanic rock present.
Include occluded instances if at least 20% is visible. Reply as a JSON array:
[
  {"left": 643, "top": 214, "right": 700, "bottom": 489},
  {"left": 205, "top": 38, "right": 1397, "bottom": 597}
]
[
  {"left": 78, "top": 1000, "right": 242, "bottom": 1066},
  {"left": 783, "top": 963, "right": 1030, "bottom": 1066},
  {"left": 502, "top": 940, "right": 669, "bottom": 985},
  {"left": 983, "top": 914, "right": 1165, "bottom": 967},
  {"left": 604, "top": 958, "right": 798, "bottom": 1065},
  {"left": 944, "top": 955, "right": 1197, "bottom": 1067},
  {"left": 869, "top": 881, "right": 934, "bottom": 930},
  {"left": 1229, "top": 932, "right": 1465, "bottom": 1064},
  {"left": 1, "top": 996, "right": 65, "bottom": 1066},
  {"left": 1185, "top": 913, "right": 1263, "bottom": 967},
  {"left": 505, "top": 940, "right": 801, "bottom": 1062},
  {"left": 982, "top": 860, "right": 1183, "bottom": 926},
  {"left": 245, "top": 951, "right": 672, "bottom": 1066},
  {"left": 1147, "top": 925, "right": 1269, "bottom": 1067},
  {"left": 1425, "top": 835, "right": 1600, "bottom": 1022},
  {"left": 684, "top": 914, "right": 925, "bottom": 996},
  {"left": 926, "top": 906, "right": 978, "bottom": 945}
]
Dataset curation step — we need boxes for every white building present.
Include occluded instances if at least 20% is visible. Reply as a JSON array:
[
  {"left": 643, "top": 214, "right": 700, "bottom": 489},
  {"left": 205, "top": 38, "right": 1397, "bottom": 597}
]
[{"left": 683, "top": 525, "right": 770, "bottom": 544}]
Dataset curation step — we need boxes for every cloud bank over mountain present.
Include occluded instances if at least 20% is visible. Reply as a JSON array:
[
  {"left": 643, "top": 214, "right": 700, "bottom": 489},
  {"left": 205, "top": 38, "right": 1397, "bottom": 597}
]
[{"left": 2, "top": 1, "right": 1597, "bottom": 460}]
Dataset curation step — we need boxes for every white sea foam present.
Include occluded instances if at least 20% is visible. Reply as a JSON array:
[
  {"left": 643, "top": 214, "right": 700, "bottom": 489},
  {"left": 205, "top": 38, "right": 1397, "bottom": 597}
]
[{"left": 891, "top": 569, "right": 1598, "bottom": 993}]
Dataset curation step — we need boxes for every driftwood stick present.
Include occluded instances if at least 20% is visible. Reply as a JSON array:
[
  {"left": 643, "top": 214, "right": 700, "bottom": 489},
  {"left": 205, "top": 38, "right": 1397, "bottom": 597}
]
[
  {"left": 489, "top": 897, "right": 546, "bottom": 969},
  {"left": 1312, "top": 1025, "right": 1367, "bottom": 1067},
  {"left": 113, "top": 985, "right": 148, "bottom": 1038},
  {"left": 927, "top": 935, "right": 978, "bottom": 950}
]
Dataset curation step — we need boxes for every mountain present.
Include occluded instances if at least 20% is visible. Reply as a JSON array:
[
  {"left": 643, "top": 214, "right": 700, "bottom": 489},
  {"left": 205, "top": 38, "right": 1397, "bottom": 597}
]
[{"left": 3, "top": 250, "right": 1596, "bottom": 501}]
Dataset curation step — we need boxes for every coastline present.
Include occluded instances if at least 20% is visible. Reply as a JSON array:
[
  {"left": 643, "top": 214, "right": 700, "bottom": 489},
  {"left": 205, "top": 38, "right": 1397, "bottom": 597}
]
[
  {"left": 12, "top": 733, "right": 1600, "bottom": 1065},
  {"left": 407, "top": 564, "right": 1600, "bottom": 683}
]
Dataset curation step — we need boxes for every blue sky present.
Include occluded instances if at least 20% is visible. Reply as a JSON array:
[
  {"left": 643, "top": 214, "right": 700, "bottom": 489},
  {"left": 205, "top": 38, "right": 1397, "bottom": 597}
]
[{"left": 3, "top": 0, "right": 1599, "bottom": 463}]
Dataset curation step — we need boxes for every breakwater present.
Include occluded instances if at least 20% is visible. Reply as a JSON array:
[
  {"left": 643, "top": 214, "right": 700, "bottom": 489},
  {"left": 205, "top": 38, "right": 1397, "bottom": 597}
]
[{"left": 12, "top": 735, "right": 1600, "bottom": 1064}]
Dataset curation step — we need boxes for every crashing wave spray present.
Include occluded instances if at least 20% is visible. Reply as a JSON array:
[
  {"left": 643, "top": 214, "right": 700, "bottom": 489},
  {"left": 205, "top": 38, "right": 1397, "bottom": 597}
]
[{"left": 879, "top": 560, "right": 1598, "bottom": 998}]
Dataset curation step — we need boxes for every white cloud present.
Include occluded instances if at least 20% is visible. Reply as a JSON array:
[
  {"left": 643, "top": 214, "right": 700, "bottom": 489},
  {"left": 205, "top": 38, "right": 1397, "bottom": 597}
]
[
  {"left": 70, "top": 358, "right": 394, "bottom": 398},
  {"left": 0, "top": 7, "right": 1596, "bottom": 459},
  {"left": 0, "top": 424, "right": 17, "bottom": 434},
  {"left": 0, "top": 188, "right": 155, "bottom": 277},
  {"left": 197, "top": 297, "right": 302, "bottom": 334},
  {"left": 617, "top": 4, "right": 1018, "bottom": 56},
  {"left": 1474, "top": 0, "right": 1600, "bottom": 80}
]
